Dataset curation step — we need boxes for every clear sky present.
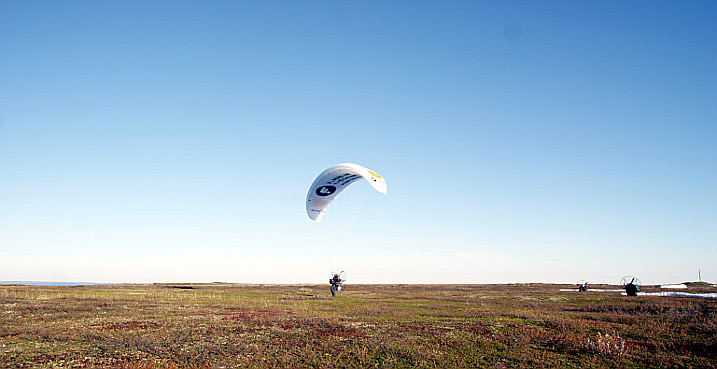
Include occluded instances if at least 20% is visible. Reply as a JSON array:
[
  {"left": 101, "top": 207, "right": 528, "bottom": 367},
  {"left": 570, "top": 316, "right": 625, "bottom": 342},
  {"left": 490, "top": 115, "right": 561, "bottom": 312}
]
[{"left": 1, "top": 1, "right": 715, "bottom": 285}]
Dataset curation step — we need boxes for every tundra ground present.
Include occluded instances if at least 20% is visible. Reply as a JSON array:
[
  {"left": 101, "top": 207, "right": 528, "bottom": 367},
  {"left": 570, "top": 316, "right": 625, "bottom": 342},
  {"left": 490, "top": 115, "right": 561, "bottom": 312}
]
[{"left": 2, "top": 283, "right": 716, "bottom": 368}]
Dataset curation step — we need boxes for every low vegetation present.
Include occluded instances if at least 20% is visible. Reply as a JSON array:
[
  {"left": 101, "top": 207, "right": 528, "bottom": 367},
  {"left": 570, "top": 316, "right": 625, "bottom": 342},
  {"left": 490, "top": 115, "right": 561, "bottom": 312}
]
[{"left": 1, "top": 283, "right": 716, "bottom": 368}]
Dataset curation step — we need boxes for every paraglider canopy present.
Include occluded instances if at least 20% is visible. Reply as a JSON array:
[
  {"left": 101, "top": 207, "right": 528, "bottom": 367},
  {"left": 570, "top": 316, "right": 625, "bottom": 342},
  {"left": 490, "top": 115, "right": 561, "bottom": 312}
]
[{"left": 306, "top": 163, "right": 387, "bottom": 222}]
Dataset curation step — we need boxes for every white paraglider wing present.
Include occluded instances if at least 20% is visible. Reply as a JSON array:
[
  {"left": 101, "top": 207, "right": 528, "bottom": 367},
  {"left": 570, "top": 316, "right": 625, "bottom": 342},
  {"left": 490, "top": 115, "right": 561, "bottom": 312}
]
[{"left": 306, "top": 163, "right": 387, "bottom": 222}]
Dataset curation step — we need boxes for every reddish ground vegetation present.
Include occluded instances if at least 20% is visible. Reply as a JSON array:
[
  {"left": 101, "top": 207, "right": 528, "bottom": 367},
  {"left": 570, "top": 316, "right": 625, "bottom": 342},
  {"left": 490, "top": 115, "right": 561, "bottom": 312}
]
[{"left": 1, "top": 283, "right": 716, "bottom": 368}]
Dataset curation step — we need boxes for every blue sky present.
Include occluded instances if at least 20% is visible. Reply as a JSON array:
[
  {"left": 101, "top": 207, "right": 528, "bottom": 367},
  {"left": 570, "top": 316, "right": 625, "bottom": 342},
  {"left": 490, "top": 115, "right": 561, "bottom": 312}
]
[{"left": 1, "top": 1, "right": 715, "bottom": 285}]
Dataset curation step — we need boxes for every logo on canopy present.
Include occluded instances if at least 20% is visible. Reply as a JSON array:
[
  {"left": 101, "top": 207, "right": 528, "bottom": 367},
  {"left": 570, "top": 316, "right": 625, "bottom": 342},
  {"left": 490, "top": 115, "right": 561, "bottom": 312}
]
[{"left": 316, "top": 186, "right": 336, "bottom": 196}]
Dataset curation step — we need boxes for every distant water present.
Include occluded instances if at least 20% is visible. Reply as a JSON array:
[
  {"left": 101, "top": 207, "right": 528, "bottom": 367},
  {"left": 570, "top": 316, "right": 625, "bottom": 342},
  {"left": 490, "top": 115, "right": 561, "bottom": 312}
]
[
  {"left": 638, "top": 291, "right": 717, "bottom": 298},
  {"left": 0, "top": 281, "right": 111, "bottom": 286},
  {"left": 558, "top": 288, "right": 717, "bottom": 299}
]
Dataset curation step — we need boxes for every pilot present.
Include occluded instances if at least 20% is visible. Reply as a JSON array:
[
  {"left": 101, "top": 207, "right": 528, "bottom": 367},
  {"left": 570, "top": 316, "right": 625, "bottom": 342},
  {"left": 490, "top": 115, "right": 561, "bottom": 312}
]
[{"left": 329, "top": 274, "right": 342, "bottom": 297}]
